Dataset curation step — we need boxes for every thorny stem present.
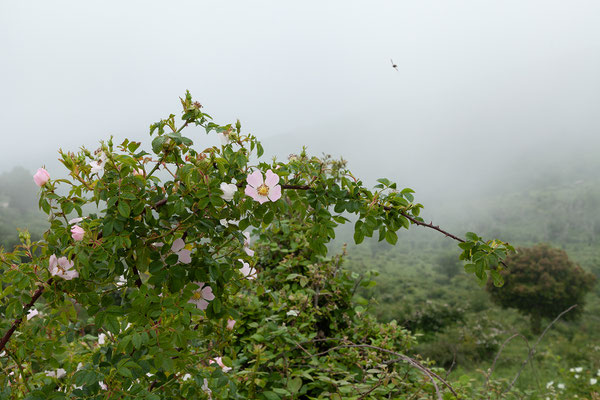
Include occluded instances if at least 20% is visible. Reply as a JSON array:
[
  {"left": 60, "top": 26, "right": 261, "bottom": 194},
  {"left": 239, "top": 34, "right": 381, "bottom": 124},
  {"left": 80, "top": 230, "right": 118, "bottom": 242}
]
[{"left": 0, "top": 278, "right": 53, "bottom": 354}]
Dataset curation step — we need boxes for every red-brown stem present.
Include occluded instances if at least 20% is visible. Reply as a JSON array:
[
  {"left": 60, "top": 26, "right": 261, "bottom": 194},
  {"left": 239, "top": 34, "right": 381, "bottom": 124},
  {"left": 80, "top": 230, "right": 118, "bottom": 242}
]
[{"left": 0, "top": 278, "right": 53, "bottom": 353}]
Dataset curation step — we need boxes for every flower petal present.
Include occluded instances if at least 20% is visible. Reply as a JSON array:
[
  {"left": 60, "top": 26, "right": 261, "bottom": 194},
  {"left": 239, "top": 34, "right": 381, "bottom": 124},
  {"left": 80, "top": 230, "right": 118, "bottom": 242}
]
[
  {"left": 268, "top": 185, "right": 282, "bottom": 202},
  {"left": 171, "top": 238, "right": 185, "bottom": 253},
  {"left": 264, "top": 170, "right": 279, "bottom": 187},
  {"left": 257, "top": 195, "right": 269, "bottom": 204},
  {"left": 178, "top": 249, "right": 192, "bottom": 264},
  {"left": 246, "top": 170, "right": 263, "bottom": 188},
  {"left": 245, "top": 186, "right": 261, "bottom": 201},
  {"left": 202, "top": 286, "right": 215, "bottom": 301},
  {"left": 196, "top": 299, "right": 208, "bottom": 310}
]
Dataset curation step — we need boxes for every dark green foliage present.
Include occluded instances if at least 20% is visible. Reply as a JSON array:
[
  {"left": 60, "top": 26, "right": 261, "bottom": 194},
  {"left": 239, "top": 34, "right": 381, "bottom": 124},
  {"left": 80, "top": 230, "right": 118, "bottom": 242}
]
[
  {"left": 402, "top": 301, "right": 465, "bottom": 337},
  {"left": 433, "top": 251, "right": 462, "bottom": 280},
  {"left": 486, "top": 244, "right": 596, "bottom": 333}
]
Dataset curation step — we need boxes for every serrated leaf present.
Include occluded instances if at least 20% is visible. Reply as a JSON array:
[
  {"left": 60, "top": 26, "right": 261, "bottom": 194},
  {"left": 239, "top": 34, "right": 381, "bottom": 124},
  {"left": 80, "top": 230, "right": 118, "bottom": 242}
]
[
  {"left": 117, "top": 202, "right": 131, "bottom": 218},
  {"left": 385, "top": 230, "right": 398, "bottom": 245}
]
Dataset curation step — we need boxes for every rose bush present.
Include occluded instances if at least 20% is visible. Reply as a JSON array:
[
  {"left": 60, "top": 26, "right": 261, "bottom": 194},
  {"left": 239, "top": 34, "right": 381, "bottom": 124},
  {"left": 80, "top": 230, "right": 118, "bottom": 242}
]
[{"left": 0, "top": 92, "right": 513, "bottom": 399}]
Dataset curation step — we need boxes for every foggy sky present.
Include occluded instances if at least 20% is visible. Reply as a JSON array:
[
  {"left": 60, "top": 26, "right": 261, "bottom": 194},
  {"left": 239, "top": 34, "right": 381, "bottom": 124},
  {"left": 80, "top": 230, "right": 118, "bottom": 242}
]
[{"left": 1, "top": 0, "right": 599, "bottom": 211}]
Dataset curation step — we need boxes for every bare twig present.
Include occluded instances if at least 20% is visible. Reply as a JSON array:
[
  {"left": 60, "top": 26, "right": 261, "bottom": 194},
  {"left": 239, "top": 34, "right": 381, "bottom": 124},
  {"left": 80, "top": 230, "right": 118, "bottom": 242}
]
[
  {"left": 486, "top": 333, "right": 530, "bottom": 389},
  {"left": 503, "top": 304, "right": 577, "bottom": 393},
  {"left": 307, "top": 342, "right": 457, "bottom": 399}
]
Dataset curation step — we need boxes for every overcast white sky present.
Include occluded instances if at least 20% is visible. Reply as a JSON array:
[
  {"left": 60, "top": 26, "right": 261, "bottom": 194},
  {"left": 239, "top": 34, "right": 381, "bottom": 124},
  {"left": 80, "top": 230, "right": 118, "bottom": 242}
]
[{"left": 1, "top": 0, "right": 599, "bottom": 207}]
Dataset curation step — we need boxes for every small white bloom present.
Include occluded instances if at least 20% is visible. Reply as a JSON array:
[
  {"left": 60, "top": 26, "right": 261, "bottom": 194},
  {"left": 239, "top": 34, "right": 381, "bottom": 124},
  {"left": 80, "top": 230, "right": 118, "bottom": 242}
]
[
  {"left": 575, "top": 374, "right": 580, "bottom": 379},
  {"left": 182, "top": 373, "right": 192, "bottom": 381},
  {"left": 0, "top": 351, "right": 5, "bottom": 357},
  {"left": 546, "top": 381, "right": 553, "bottom": 388},
  {"left": 220, "top": 183, "right": 237, "bottom": 201},
  {"left": 243, "top": 232, "right": 255, "bottom": 257},
  {"left": 99, "top": 381, "right": 107, "bottom": 390},
  {"left": 557, "top": 383, "right": 565, "bottom": 389},
  {"left": 218, "top": 131, "right": 231, "bottom": 146},
  {"left": 202, "top": 378, "right": 213, "bottom": 399},
  {"left": 90, "top": 152, "right": 107, "bottom": 175},
  {"left": 239, "top": 259, "right": 257, "bottom": 280},
  {"left": 211, "top": 357, "right": 232, "bottom": 373},
  {"left": 591, "top": 378, "right": 598, "bottom": 385},
  {"left": 98, "top": 333, "right": 106, "bottom": 345},
  {"left": 575, "top": 367, "right": 583, "bottom": 373},
  {"left": 219, "top": 218, "right": 239, "bottom": 227},
  {"left": 26, "top": 308, "right": 39, "bottom": 320},
  {"left": 45, "top": 368, "right": 67, "bottom": 379},
  {"left": 68, "top": 217, "right": 84, "bottom": 225},
  {"left": 76, "top": 363, "right": 84, "bottom": 371}
]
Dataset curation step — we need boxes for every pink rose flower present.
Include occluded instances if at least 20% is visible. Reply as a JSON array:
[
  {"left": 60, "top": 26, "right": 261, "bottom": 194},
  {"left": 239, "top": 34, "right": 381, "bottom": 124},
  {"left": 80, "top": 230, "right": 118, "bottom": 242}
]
[
  {"left": 245, "top": 169, "right": 282, "bottom": 204},
  {"left": 188, "top": 282, "right": 215, "bottom": 310},
  {"left": 211, "top": 356, "right": 232, "bottom": 372},
  {"left": 48, "top": 254, "right": 79, "bottom": 280},
  {"left": 239, "top": 259, "right": 257, "bottom": 280},
  {"left": 71, "top": 225, "right": 85, "bottom": 241},
  {"left": 226, "top": 319, "right": 236, "bottom": 330},
  {"left": 33, "top": 168, "right": 50, "bottom": 187}
]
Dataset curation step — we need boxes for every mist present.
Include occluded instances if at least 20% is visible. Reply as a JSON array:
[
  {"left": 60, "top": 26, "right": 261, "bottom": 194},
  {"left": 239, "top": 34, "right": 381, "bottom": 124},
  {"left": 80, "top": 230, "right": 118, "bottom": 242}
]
[{"left": 1, "top": 0, "right": 599, "bottom": 216}]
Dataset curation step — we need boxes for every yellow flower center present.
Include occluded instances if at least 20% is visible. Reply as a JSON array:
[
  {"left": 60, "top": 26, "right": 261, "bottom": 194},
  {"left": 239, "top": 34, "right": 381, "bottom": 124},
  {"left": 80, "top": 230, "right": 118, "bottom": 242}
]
[
  {"left": 192, "top": 291, "right": 203, "bottom": 300},
  {"left": 257, "top": 184, "right": 269, "bottom": 196}
]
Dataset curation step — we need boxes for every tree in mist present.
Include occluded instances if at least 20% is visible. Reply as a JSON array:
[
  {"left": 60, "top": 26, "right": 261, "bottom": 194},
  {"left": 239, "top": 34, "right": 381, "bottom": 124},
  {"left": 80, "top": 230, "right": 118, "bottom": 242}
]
[{"left": 486, "top": 244, "right": 596, "bottom": 333}]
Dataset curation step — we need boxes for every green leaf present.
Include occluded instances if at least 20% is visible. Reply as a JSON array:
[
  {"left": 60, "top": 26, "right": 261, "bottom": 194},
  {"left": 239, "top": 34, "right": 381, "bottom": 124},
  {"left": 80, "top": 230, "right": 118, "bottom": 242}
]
[
  {"left": 463, "top": 263, "right": 476, "bottom": 273},
  {"left": 490, "top": 269, "right": 504, "bottom": 287},
  {"left": 376, "top": 178, "right": 391, "bottom": 186},
  {"left": 353, "top": 230, "right": 364, "bottom": 245},
  {"left": 151, "top": 136, "right": 166, "bottom": 154},
  {"left": 385, "top": 230, "right": 398, "bottom": 245},
  {"left": 287, "top": 377, "right": 303, "bottom": 393},
  {"left": 132, "top": 333, "right": 142, "bottom": 349},
  {"left": 118, "top": 367, "right": 133, "bottom": 378},
  {"left": 465, "top": 232, "right": 480, "bottom": 242},
  {"left": 263, "top": 392, "right": 281, "bottom": 400},
  {"left": 117, "top": 202, "right": 131, "bottom": 218}
]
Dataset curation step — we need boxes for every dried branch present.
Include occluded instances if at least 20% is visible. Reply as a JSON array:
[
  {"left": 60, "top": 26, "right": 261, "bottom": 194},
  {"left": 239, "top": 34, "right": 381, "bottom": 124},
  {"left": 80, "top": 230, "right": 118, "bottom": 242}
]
[
  {"left": 307, "top": 341, "right": 457, "bottom": 399},
  {"left": 503, "top": 304, "right": 577, "bottom": 393},
  {"left": 485, "top": 333, "right": 533, "bottom": 390}
]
